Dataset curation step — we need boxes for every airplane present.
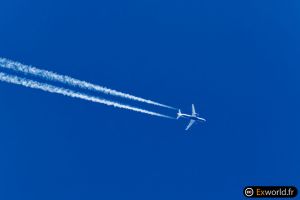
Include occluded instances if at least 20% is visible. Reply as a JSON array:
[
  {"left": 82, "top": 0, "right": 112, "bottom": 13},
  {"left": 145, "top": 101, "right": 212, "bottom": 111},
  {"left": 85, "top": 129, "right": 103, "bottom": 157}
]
[{"left": 177, "top": 104, "right": 206, "bottom": 130}]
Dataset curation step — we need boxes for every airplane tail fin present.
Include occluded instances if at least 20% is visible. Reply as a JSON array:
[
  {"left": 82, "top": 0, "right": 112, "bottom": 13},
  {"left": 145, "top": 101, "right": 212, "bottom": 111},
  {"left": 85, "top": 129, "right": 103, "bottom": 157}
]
[{"left": 177, "top": 109, "right": 182, "bottom": 119}]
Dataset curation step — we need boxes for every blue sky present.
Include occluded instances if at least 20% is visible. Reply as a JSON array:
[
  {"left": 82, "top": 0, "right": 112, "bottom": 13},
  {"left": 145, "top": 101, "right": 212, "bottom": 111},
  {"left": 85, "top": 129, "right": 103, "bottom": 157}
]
[{"left": 0, "top": 0, "right": 299, "bottom": 199}]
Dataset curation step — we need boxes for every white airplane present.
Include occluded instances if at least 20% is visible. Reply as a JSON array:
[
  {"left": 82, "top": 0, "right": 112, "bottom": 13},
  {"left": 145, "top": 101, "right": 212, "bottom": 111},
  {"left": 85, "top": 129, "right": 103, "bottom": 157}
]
[{"left": 177, "top": 104, "right": 206, "bottom": 130}]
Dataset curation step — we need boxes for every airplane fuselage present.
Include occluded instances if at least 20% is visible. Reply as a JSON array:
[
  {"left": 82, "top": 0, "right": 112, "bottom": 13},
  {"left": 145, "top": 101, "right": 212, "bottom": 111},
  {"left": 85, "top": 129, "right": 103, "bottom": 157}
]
[{"left": 179, "top": 114, "right": 206, "bottom": 122}]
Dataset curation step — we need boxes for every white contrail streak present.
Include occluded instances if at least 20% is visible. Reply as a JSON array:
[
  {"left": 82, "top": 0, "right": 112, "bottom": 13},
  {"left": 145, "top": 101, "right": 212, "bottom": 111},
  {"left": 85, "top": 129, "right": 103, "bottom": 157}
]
[
  {"left": 0, "top": 57, "right": 176, "bottom": 109},
  {"left": 0, "top": 72, "right": 173, "bottom": 119}
]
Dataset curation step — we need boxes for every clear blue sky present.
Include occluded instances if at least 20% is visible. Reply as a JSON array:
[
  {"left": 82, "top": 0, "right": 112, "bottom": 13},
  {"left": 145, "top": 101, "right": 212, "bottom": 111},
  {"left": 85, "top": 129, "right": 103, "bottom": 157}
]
[{"left": 0, "top": 0, "right": 299, "bottom": 199}]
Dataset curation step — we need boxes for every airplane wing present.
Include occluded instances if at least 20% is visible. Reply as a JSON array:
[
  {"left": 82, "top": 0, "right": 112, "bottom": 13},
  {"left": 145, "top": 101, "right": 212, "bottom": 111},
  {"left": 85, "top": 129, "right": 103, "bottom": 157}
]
[
  {"left": 185, "top": 120, "right": 195, "bottom": 131},
  {"left": 192, "top": 104, "right": 197, "bottom": 116}
]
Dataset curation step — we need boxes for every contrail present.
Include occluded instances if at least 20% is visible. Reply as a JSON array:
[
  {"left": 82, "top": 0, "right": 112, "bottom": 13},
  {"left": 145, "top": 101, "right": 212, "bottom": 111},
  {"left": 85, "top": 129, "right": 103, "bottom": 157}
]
[
  {"left": 0, "top": 72, "right": 174, "bottom": 119},
  {"left": 0, "top": 57, "right": 176, "bottom": 109}
]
